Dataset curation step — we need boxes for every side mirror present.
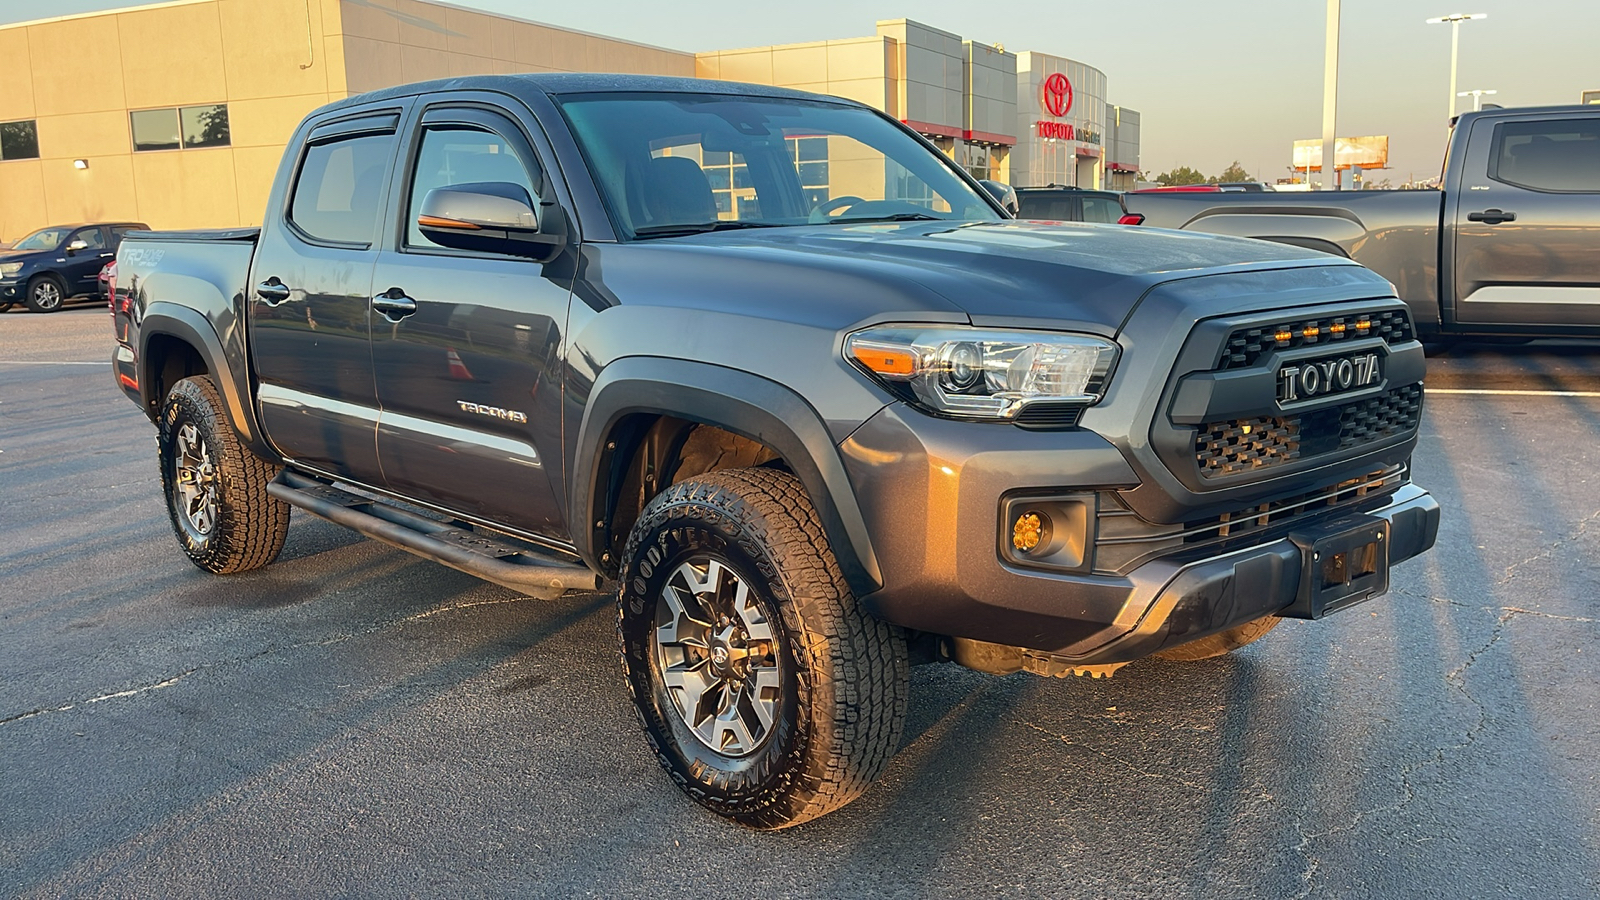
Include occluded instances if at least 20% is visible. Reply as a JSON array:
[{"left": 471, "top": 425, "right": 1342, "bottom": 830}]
[
  {"left": 979, "top": 180, "right": 1019, "bottom": 217},
  {"left": 416, "top": 181, "right": 565, "bottom": 261},
  {"left": 66, "top": 240, "right": 89, "bottom": 254}
]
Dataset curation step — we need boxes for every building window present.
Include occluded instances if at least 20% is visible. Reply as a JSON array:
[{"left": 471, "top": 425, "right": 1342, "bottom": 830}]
[
  {"left": 132, "top": 104, "right": 230, "bottom": 151},
  {"left": 181, "top": 104, "right": 230, "bottom": 149},
  {"left": 0, "top": 120, "right": 39, "bottom": 160}
]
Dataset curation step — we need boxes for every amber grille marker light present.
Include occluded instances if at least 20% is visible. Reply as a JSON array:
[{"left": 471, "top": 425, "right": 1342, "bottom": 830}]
[
  {"left": 1274, "top": 329, "right": 1293, "bottom": 344},
  {"left": 1012, "top": 512, "right": 1045, "bottom": 553}
]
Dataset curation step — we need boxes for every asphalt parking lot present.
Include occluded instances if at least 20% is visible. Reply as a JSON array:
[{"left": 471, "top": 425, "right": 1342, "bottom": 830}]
[{"left": 2, "top": 307, "right": 1597, "bottom": 899}]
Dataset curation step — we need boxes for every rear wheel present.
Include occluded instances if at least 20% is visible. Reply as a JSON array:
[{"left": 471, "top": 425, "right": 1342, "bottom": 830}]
[
  {"left": 23, "top": 274, "right": 66, "bottom": 313},
  {"left": 618, "top": 468, "right": 908, "bottom": 829},
  {"left": 158, "top": 375, "right": 289, "bottom": 574},
  {"left": 1154, "top": 615, "right": 1282, "bottom": 661}
]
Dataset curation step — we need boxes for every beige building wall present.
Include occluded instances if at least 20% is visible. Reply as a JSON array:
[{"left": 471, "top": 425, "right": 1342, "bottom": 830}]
[
  {"left": 0, "top": 0, "right": 348, "bottom": 240},
  {"left": 0, "top": 0, "right": 692, "bottom": 241},
  {"left": 695, "top": 36, "right": 897, "bottom": 116},
  {"left": 339, "top": 0, "right": 693, "bottom": 95}
]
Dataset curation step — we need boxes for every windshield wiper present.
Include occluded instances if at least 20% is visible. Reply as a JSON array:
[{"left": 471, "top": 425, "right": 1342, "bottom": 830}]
[
  {"left": 823, "top": 212, "right": 947, "bottom": 224},
  {"left": 632, "top": 221, "right": 787, "bottom": 238}
]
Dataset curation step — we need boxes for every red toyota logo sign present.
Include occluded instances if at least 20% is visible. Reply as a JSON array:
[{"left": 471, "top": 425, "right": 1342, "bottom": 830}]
[{"left": 1042, "top": 73, "right": 1073, "bottom": 118}]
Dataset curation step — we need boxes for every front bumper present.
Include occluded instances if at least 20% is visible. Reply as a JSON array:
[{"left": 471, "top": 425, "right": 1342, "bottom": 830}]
[
  {"left": 840, "top": 404, "right": 1439, "bottom": 664},
  {"left": 1, "top": 280, "right": 20, "bottom": 299}
]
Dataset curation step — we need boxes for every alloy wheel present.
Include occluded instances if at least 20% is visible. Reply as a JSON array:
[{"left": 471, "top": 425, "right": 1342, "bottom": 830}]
[
  {"left": 173, "top": 422, "right": 219, "bottom": 537},
  {"left": 32, "top": 281, "right": 61, "bottom": 311},
  {"left": 652, "top": 556, "right": 783, "bottom": 758}
]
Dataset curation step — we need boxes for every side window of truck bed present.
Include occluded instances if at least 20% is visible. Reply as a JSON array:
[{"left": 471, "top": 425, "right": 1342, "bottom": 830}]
[{"left": 289, "top": 133, "right": 396, "bottom": 245}]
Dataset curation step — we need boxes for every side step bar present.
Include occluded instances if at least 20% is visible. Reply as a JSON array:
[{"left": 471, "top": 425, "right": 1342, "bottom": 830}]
[{"left": 267, "top": 470, "right": 600, "bottom": 599}]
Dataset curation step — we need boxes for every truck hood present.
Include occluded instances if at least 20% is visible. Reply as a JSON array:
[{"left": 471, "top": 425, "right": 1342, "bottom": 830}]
[{"left": 651, "top": 220, "right": 1350, "bottom": 332}]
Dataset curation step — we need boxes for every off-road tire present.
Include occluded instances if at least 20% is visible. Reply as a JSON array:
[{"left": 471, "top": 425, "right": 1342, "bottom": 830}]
[
  {"left": 158, "top": 376, "right": 289, "bottom": 574},
  {"left": 1154, "top": 614, "right": 1282, "bottom": 661},
  {"left": 618, "top": 468, "right": 908, "bottom": 830},
  {"left": 23, "top": 274, "right": 66, "bottom": 313}
]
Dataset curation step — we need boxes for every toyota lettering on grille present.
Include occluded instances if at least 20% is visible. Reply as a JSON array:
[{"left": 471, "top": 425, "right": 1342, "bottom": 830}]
[{"left": 1278, "top": 353, "right": 1380, "bottom": 403}]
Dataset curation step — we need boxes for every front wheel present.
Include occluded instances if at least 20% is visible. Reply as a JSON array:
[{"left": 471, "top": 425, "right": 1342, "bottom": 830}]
[
  {"left": 618, "top": 468, "right": 908, "bottom": 829},
  {"left": 158, "top": 376, "right": 289, "bottom": 574},
  {"left": 23, "top": 274, "right": 66, "bottom": 313}
]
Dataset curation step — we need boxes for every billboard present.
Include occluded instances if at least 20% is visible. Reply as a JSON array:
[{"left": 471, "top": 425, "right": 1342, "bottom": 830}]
[{"left": 1292, "top": 135, "right": 1390, "bottom": 171}]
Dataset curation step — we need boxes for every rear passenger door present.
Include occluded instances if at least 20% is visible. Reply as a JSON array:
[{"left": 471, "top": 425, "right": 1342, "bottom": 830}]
[
  {"left": 248, "top": 104, "right": 407, "bottom": 484},
  {"left": 368, "top": 99, "right": 575, "bottom": 540},
  {"left": 1450, "top": 113, "right": 1600, "bottom": 328}
]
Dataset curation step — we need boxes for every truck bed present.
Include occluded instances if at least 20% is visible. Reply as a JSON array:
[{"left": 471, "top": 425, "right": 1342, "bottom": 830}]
[{"left": 1122, "top": 189, "right": 1446, "bottom": 329}]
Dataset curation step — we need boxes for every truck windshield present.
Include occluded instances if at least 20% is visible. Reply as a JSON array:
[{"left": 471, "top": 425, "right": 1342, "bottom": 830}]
[
  {"left": 556, "top": 92, "right": 1002, "bottom": 239},
  {"left": 12, "top": 227, "right": 69, "bottom": 251}
]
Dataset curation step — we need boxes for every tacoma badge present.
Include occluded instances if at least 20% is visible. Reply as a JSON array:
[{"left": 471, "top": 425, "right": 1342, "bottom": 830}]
[{"left": 457, "top": 400, "right": 529, "bottom": 423}]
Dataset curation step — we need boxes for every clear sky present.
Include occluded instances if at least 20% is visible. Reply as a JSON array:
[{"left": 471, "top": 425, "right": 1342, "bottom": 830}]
[{"left": 3, "top": 0, "right": 1596, "bottom": 184}]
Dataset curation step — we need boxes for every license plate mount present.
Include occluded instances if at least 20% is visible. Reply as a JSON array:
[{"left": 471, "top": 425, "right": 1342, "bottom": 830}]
[{"left": 1281, "top": 515, "right": 1390, "bottom": 619}]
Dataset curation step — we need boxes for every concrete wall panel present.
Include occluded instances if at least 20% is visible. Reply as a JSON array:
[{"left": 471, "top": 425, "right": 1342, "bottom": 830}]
[
  {"left": 0, "top": 161, "right": 48, "bottom": 242},
  {"left": 229, "top": 95, "right": 330, "bottom": 149},
  {"left": 220, "top": 0, "right": 337, "bottom": 101},
  {"left": 0, "top": 28, "right": 36, "bottom": 121},
  {"left": 27, "top": 16, "right": 125, "bottom": 116},
  {"left": 42, "top": 154, "right": 138, "bottom": 225},
  {"left": 35, "top": 111, "right": 131, "bottom": 160},
  {"left": 118, "top": 4, "right": 228, "bottom": 110},
  {"left": 231, "top": 144, "right": 288, "bottom": 226},
  {"left": 772, "top": 44, "right": 827, "bottom": 84},
  {"left": 131, "top": 147, "right": 239, "bottom": 228}
]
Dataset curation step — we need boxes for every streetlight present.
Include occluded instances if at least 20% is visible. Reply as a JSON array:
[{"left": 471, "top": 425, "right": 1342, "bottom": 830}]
[
  {"left": 1457, "top": 89, "right": 1497, "bottom": 111},
  {"left": 1427, "top": 13, "right": 1487, "bottom": 119}
]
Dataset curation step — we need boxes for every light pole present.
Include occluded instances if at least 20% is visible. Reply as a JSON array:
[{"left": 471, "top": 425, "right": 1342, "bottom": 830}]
[
  {"left": 1427, "top": 14, "right": 1487, "bottom": 120},
  {"left": 1322, "top": 0, "right": 1340, "bottom": 190},
  {"left": 1457, "top": 88, "right": 1497, "bottom": 111}
]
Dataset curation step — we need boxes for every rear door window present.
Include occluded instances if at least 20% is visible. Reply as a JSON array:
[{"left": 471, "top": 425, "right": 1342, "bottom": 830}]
[
  {"left": 289, "top": 132, "right": 396, "bottom": 245},
  {"left": 1079, "top": 196, "right": 1123, "bottom": 223},
  {"left": 1488, "top": 119, "right": 1600, "bottom": 192},
  {"left": 1019, "top": 195, "right": 1077, "bottom": 220}
]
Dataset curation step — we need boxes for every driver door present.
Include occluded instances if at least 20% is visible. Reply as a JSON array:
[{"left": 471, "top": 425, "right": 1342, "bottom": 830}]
[{"left": 64, "top": 226, "right": 112, "bottom": 294}]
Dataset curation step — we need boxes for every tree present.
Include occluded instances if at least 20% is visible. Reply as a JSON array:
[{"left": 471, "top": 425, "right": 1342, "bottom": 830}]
[
  {"left": 1155, "top": 166, "right": 1207, "bottom": 186},
  {"left": 1216, "top": 161, "right": 1253, "bottom": 184}
]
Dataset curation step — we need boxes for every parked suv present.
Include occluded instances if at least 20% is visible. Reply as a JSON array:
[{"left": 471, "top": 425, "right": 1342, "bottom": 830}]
[
  {"left": 1015, "top": 185, "right": 1130, "bottom": 223},
  {"left": 0, "top": 222, "right": 148, "bottom": 312}
]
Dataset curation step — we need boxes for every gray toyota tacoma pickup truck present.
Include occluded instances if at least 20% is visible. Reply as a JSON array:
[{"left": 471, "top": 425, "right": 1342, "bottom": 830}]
[
  {"left": 113, "top": 74, "right": 1439, "bottom": 829},
  {"left": 1124, "top": 105, "right": 1600, "bottom": 341}
]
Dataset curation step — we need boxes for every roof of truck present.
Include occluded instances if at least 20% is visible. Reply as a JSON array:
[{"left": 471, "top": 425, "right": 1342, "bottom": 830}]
[{"left": 319, "top": 73, "right": 858, "bottom": 117}]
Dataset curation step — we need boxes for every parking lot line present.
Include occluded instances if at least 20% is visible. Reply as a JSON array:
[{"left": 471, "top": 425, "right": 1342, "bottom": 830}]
[
  {"left": 0, "top": 360, "right": 104, "bottom": 365},
  {"left": 1428, "top": 388, "right": 1600, "bottom": 397}
]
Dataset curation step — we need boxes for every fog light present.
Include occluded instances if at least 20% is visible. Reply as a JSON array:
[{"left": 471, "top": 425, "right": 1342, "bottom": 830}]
[{"left": 1012, "top": 511, "right": 1048, "bottom": 553}]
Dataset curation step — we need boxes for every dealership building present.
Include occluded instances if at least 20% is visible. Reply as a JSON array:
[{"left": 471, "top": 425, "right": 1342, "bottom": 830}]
[{"left": 0, "top": 0, "right": 1141, "bottom": 239}]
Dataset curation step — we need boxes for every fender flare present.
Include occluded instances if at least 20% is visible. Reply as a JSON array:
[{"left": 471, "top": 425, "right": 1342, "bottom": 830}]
[
  {"left": 138, "top": 302, "right": 273, "bottom": 459},
  {"left": 571, "top": 357, "right": 883, "bottom": 596}
]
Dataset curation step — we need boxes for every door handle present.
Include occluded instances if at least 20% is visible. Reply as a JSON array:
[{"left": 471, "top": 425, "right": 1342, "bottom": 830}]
[
  {"left": 256, "top": 279, "right": 292, "bottom": 305},
  {"left": 372, "top": 287, "right": 417, "bottom": 320},
  {"left": 1466, "top": 209, "right": 1517, "bottom": 225}
]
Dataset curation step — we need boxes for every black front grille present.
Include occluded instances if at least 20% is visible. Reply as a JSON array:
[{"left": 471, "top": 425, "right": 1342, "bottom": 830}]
[
  {"left": 1219, "top": 308, "right": 1413, "bottom": 370},
  {"left": 1195, "top": 384, "right": 1423, "bottom": 479},
  {"left": 1093, "top": 464, "right": 1407, "bottom": 575}
]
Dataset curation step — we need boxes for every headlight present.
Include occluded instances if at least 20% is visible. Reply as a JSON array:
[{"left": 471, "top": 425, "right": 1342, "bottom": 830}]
[
  {"left": 845, "top": 326, "right": 1119, "bottom": 420},
  {"left": 0, "top": 263, "right": 23, "bottom": 278}
]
